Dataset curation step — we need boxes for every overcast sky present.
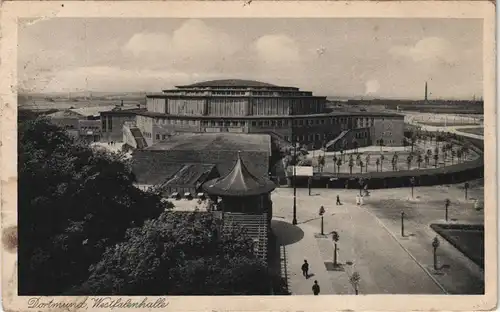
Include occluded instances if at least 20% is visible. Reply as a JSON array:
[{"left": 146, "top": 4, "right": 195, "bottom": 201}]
[{"left": 18, "top": 18, "right": 482, "bottom": 99}]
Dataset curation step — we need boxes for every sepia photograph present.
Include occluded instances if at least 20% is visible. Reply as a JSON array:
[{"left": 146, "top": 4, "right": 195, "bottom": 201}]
[{"left": 1, "top": 1, "right": 497, "bottom": 311}]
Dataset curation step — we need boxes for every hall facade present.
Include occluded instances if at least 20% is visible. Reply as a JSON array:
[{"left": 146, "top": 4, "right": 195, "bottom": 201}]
[{"left": 101, "top": 79, "right": 404, "bottom": 151}]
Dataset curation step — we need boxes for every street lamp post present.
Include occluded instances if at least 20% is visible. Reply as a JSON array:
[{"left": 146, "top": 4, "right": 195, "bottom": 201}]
[
  {"left": 332, "top": 231, "right": 339, "bottom": 267},
  {"left": 432, "top": 236, "right": 440, "bottom": 270},
  {"left": 445, "top": 198, "right": 450, "bottom": 222},
  {"left": 401, "top": 211, "right": 405, "bottom": 237},
  {"left": 409, "top": 177, "right": 416, "bottom": 199},
  {"left": 319, "top": 206, "right": 325, "bottom": 235}
]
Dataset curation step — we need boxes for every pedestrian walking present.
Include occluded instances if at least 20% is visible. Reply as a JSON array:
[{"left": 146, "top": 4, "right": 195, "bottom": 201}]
[
  {"left": 312, "top": 280, "right": 320, "bottom": 295},
  {"left": 301, "top": 260, "right": 309, "bottom": 278},
  {"left": 336, "top": 195, "right": 341, "bottom": 205}
]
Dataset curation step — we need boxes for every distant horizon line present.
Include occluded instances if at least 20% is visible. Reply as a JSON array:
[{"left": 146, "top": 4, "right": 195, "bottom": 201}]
[{"left": 17, "top": 90, "right": 483, "bottom": 102}]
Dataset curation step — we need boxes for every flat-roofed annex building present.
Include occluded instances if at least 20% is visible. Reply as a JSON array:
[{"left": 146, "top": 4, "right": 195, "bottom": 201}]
[{"left": 101, "top": 79, "right": 404, "bottom": 151}]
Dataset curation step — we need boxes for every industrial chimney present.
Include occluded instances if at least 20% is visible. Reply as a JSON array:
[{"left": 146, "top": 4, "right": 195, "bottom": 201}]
[{"left": 424, "top": 81, "right": 428, "bottom": 101}]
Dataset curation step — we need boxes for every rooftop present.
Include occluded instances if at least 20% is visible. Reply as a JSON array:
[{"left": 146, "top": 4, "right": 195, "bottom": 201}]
[
  {"left": 203, "top": 152, "right": 275, "bottom": 197},
  {"left": 145, "top": 133, "right": 271, "bottom": 154},
  {"left": 177, "top": 79, "right": 279, "bottom": 88}
]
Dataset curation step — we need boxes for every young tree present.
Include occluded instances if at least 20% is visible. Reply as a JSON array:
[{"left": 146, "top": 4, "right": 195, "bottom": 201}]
[
  {"left": 433, "top": 153, "right": 439, "bottom": 167},
  {"left": 378, "top": 138, "right": 384, "bottom": 152},
  {"left": 350, "top": 272, "right": 360, "bottom": 295},
  {"left": 406, "top": 155, "right": 413, "bottom": 170},
  {"left": 318, "top": 155, "right": 325, "bottom": 172},
  {"left": 348, "top": 159, "right": 354, "bottom": 175},
  {"left": 358, "top": 178, "right": 365, "bottom": 196},
  {"left": 353, "top": 139, "right": 359, "bottom": 153},
  {"left": 410, "top": 135, "right": 416, "bottom": 153},
  {"left": 417, "top": 154, "right": 423, "bottom": 169},
  {"left": 359, "top": 160, "right": 364, "bottom": 173},
  {"left": 424, "top": 154, "right": 430, "bottom": 167},
  {"left": 376, "top": 158, "right": 380, "bottom": 172},
  {"left": 336, "top": 159, "right": 342, "bottom": 173}
]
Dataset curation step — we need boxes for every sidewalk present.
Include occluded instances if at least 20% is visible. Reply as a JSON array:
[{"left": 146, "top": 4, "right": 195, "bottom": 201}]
[{"left": 272, "top": 218, "right": 335, "bottom": 295}]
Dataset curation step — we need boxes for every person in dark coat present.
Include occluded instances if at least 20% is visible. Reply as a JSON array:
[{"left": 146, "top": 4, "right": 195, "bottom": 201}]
[
  {"left": 336, "top": 195, "right": 341, "bottom": 205},
  {"left": 301, "top": 260, "right": 309, "bottom": 278},
  {"left": 312, "top": 280, "right": 320, "bottom": 295}
]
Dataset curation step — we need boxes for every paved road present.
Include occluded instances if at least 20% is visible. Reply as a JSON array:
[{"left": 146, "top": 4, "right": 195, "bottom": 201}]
[
  {"left": 405, "top": 114, "right": 484, "bottom": 140},
  {"left": 270, "top": 186, "right": 484, "bottom": 294}
]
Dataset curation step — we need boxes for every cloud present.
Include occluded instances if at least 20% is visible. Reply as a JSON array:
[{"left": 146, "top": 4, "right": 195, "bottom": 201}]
[
  {"left": 364, "top": 79, "right": 380, "bottom": 95},
  {"left": 122, "top": 19, "right": 242, "bottom": 71},
  {"left": 123, "top": 33, "right": 171, "bottom": 57},
  {"left": 389, "top": 37, "right": 459, "bottom": 65},
  {"left": 253, "top": 34, "right": 301, "bottom": 65}
]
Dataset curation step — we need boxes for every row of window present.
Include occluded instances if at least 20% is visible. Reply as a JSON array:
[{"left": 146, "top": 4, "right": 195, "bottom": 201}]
[
  {"left": 285, "top": 133, "right": 329, "bottom": 142},
  {"left": 101, "top": 119, "right": 113, "bottom": 131},
  {"left": 356, "top": 118, "right": 375, "bottom": 128},
  {"left": 149, "top": 116, "right": 381, "bottom": 128},
  {"left": 154, "top": 118, "right": 197, "bottom": 126},
  {"left": 80, "top": 126, "right": 100, "bottom": 131},
  {"left": 355, "top": 131, "right": 369, "bottom": 139}
]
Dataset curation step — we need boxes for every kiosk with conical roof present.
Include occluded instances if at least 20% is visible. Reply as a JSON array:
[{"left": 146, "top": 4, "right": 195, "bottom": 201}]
[{"left": 203, "top": 151, "right": 276, "bottom": 260}]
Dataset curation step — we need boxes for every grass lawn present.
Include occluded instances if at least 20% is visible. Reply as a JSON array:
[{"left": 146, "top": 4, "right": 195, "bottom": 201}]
[
  {"left": 430, "top": 223, "right": 484, "bottom": 269},
  {"left": 457, "top": 127, "right": 484, "bottom": 136}
]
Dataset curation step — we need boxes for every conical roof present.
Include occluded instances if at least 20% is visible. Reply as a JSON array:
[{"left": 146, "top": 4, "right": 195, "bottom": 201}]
[{"left": 203, "top": 151, "right": 276, "bottom": 196}]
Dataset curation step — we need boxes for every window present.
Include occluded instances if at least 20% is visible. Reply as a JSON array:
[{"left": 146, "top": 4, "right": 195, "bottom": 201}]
[
  {"left": 218, "top": 121, "right": 223, "bottom": 126},
  {"left": 298, "top": 120, "right": 303, "bottom": 126},
  {"left": 284, "top": 120, "right": 289, "bottom": 126},
  {"left": 271, "top": 120, "right": 276, "bottom": 126},
  {"left": 277, "top": 120, "right": 282, "bottom": 127},
  {"left": 284, "top": 135, "right": 289, "bottom": 141},
  {"left": 264, "top": 120, "right": 269, "bottom": 126},
  {"left": 224, "top": 121, "right": 230, "bottom": 126},
  {"left": 162, "top": 134, "right": 167, "bottom": 140},
  {"left": 315, "top": 119, "right": 320, "bottom": 125},
  {"left": 101, "top": 119, "right": 107, "bottom": 132},
  {"left": 156, "top": 134, "right": 160, "bottom": 140},
  {"left": 211, "top": 121, "right": 216, "bottom": 126},
  {"left": 258, "top": 121, "right": 263, "bottom": 126},
  {"left": 320, "top": 119, "right": 325, "bottom": 125},
  {"left": 231, "top": 121, "right": 238, "bottom": 126},
  {"left": 108, "top": 117, "right": 113, "bottom": 131},
  {"left": 252, "top": 121, "right": 257, "bottom": 126}
]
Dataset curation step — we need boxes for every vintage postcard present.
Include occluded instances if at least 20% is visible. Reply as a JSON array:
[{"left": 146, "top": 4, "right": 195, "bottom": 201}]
[{"left": 0, "top": 1, "right": 497, "bottom": 311}]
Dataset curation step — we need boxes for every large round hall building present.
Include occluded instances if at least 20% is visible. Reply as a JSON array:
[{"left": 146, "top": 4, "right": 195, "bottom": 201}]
[{"left": 101, "top": 79, "right": 404, "bottom": 151}]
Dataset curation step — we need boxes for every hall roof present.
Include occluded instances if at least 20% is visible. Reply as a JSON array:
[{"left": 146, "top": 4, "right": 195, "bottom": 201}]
[
  {"left": 177, "top": 79, "right": 279, "bottom": 88},
  {"left": 202, "top": 151, "right": 276, "bottom": 196}
]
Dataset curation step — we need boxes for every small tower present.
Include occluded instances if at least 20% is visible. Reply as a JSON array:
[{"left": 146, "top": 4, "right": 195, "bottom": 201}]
[{"left": 203, "top": 151, "right": 276, "bottom": 261}]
